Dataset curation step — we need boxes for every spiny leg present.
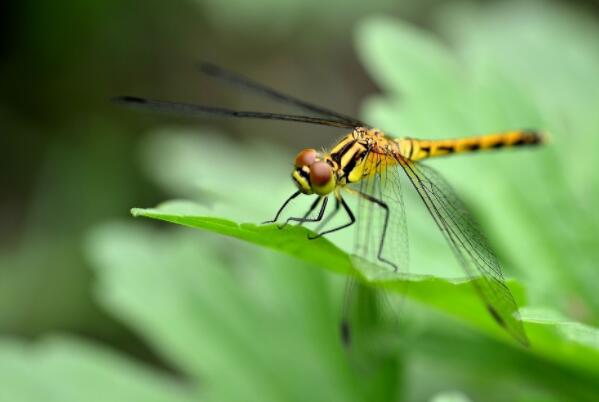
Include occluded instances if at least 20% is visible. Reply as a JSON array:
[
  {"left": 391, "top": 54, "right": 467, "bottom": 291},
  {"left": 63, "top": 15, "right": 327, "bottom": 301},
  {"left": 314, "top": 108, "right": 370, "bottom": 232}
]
[
  {"left": 308, "top": 195, "right": 355, "bottom": 239},
  {"left": 354, "top": 190, "right": 398, "bottom": 272},
  {"left": 262, "top": 190, "right": 301, "bottom": 224},
  {"left": 279, "top": 196, "right": 328, "bottom": 229}
]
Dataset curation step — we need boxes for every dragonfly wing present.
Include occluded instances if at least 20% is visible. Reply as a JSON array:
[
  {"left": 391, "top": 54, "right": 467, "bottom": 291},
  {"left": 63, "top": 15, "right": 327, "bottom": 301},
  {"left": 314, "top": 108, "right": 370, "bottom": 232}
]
[
  {"left": 341, "top": 150, "right": 409, "bottom": 345},
  {"left": 197, "top": 62, "right": 367, "bottom": 128},
  {"left": 112, "top": 96, "right": 358, "bottom": 129},
  {"left": 348, "top": 150, "right": 409, "bottom": 280},
  {"left": 398, "top": 158, "right": 529, "bottom": 346}
]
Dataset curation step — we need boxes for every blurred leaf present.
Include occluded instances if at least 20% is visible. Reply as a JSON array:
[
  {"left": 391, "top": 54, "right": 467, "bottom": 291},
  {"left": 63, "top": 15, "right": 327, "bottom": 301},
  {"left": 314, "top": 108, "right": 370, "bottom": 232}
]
[
  {"left": 86, "top": 222, "right": 390, "bottom": 402},
  {"left": 430, "top": 392, "right": 472, "bottom": 402},
  {"left": 194, "top": 0, "right": 403, "bottom": 40},
  {"left": 0, "top": 336, "right": 195, "bottom": 402}
]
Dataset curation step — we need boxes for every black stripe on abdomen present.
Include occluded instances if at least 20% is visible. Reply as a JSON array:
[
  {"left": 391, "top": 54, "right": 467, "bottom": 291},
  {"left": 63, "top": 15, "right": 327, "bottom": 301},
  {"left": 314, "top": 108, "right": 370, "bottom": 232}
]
[{"left": 437, "top": 145, "right": 454, "bottom": 153}]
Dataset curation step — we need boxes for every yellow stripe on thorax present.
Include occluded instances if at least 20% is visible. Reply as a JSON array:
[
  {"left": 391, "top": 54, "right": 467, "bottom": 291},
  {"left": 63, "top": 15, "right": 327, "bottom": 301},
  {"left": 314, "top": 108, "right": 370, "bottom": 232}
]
[
  {"left": 398, "top": 130, "right": 544, "bottom": 161},
  {"left": 329, "top": 134, "right": 355, "bottom": 155}
]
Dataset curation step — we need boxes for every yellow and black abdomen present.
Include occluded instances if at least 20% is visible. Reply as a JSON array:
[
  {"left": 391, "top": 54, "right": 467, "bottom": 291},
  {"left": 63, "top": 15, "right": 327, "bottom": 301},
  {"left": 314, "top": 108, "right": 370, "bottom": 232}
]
[{"left": 398, "top": 130, "right": 545, "bottom": 162}]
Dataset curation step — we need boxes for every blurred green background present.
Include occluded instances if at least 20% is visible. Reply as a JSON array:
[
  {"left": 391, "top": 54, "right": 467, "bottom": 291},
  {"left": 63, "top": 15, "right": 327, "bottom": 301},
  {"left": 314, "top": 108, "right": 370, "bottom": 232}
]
[{"left": 2, "top": 0, "right": 599, "bottom": 401}]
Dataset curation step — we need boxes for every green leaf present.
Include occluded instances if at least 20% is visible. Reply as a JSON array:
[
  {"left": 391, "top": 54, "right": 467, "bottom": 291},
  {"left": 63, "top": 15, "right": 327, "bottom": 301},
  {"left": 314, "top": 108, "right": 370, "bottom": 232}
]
[
  {"left": 131, "top": 201, "right": 353, "bottom": 275},
  {"left": 130, "top": 202, "right": 599, "bottom": 382}
]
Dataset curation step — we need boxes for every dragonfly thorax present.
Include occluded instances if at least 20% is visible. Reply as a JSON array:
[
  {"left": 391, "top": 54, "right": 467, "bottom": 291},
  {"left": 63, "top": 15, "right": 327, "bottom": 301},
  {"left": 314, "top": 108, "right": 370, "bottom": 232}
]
[{"left": 291, "top": 148, "right": 337, "bottom": 195}]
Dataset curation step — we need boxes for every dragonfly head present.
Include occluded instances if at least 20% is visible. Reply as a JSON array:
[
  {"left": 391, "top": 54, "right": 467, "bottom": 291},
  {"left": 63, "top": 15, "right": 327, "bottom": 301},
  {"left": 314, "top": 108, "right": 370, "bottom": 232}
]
[{"left": 292, "top": 148, "right": 336, "bottom": 196}]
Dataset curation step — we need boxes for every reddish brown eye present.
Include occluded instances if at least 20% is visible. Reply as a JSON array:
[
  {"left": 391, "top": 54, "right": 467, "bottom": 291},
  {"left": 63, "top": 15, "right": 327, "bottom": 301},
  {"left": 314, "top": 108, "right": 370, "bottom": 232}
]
[
  {"left": 294, "top": 148, "right": 317, "bottom": 167},
  {"left": 309, "top": 161, "right": 332, "bottom": 186}
]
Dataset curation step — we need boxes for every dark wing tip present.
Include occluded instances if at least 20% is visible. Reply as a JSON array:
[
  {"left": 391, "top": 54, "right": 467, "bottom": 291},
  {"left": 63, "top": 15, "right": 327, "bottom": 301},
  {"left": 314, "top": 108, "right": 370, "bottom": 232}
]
[
  {"left": 111, "top": 96, "right": 146, "bottom": 105},
  {"left": 487, "top": 305, "right": 530, "bottom": 347},
  {"left": 487, "top": 305, "right": 506, "bottom": 326},
  {"left": 340, "top": 319, "right": 351, "bottom": 347}
]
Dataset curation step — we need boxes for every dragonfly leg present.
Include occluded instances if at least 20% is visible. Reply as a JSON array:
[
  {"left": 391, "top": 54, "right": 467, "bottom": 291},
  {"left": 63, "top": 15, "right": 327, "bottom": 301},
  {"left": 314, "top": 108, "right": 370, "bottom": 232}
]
[
  {"left": 262, "top": 190, "right": 301, "bottom": 224},
  {"left": 308, "top": 195, "right": 355, "bottom": 239},
  {"left": 354, "top": 190, "right": 398, "bottom": 272},
  {"left": 278, "top": 196, "right": 328, "bottom": 229},
  {"left": 307, "top": 197, "right": 340, "bottom": 238}
]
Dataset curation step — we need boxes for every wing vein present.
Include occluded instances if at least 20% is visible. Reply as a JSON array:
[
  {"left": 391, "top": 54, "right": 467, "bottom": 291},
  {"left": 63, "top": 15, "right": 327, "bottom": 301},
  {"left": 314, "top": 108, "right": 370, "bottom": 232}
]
[{"left": 397, "top": 156, "right": 528, "bottom": 345}]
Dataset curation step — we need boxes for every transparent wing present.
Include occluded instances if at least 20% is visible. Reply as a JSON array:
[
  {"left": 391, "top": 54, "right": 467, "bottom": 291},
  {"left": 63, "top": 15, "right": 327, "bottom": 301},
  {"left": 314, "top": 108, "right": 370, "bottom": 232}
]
[
  {"left": 340, "top": 150, "right": 409, "bottom": 345},
  {"left": 112, "top": 96, "right": 358, "bottom": 129},
  {"left": 398, "top": 157, "right": 529, "bottom": 346},
  {"left": 197, "top": 62, "right": 367, "bottom": 127},
  {"left": 348, "top": 150, "right": 409, "bottom": 280}
]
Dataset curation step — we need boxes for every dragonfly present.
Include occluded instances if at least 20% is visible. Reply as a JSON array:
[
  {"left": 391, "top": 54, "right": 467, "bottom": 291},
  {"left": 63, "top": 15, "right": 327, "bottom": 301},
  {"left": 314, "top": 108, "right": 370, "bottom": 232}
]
[{"left": 115, "top": 63, "right": 544, "bottom": 347}]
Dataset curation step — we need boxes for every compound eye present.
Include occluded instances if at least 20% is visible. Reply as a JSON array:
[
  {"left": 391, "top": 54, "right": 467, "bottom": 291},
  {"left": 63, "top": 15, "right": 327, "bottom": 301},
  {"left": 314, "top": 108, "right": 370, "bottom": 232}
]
[
  {"left": 309, "top": 161, "right": 335, "bottom": 195},
  {"left": 294, "top": 148, "right": 318, "bottom": 167},
  {"left": 309, "top": 161, "right": 331, "bottom": 185}
]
